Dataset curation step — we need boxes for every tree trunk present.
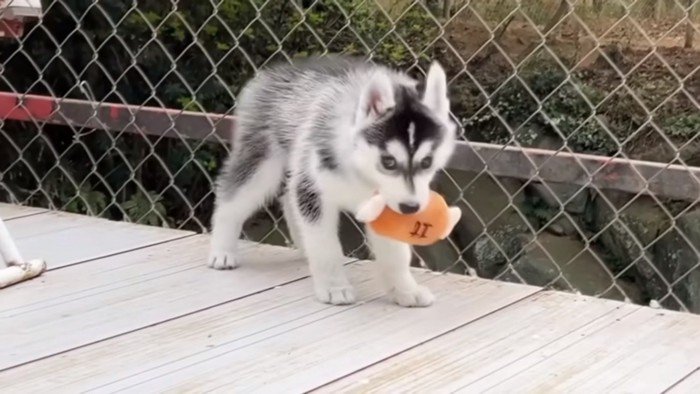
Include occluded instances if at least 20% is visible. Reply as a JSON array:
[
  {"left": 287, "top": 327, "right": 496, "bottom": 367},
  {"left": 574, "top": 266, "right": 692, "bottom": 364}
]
[
  {"left": 685, "top": 0, "right": 695, "bottom": 49},
  {"left": 592, "top": 0, "right": 604, "bottom": 15},
  {"left": 443, "top": 0, "right": 453, "bottom": 19},
  {"left": 518, "top": 0, "right": 569, "bottom": 58}
]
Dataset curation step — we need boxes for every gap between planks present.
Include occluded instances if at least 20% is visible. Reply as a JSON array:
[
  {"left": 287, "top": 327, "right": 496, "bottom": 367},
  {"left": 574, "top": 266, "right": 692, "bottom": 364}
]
[
  {"left": 666, "top": 367, "right": 700, "bottom": 393},
  {"left": 0, "top": 203, "right": 49, "bottom": 221}
]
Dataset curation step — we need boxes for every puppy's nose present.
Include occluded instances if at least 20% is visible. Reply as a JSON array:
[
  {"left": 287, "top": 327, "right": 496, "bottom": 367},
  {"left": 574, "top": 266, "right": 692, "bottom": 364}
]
[{"left": 398, "top": 202, "right": 420, "bottom": 214}]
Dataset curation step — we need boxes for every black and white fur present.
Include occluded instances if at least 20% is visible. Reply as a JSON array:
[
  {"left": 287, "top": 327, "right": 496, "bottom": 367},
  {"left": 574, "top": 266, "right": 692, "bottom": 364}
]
[{"left": 208, "top": 55, "right": 456, "bottom": 307}]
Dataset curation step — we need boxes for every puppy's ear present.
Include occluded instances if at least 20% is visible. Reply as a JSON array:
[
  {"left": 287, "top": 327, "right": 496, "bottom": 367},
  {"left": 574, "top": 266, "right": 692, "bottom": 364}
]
[
  {"left": 422, "top": 61, "right": 450, "bottom": 121},
  {"left": 355, "top": 71, "right": 395, "bottom": 126}
]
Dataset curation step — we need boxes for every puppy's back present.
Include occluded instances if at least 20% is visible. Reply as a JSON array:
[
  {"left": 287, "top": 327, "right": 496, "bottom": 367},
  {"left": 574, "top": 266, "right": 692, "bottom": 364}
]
[
  {"left": 232, "top": 55, "right": 416, "bottom": 154},
  {"left": 231, "top": 56, "right": 370, "bottom": 148}
]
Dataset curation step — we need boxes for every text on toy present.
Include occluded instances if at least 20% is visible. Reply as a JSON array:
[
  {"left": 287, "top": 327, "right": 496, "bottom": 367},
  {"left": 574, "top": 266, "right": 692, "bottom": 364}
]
[{"left": 410, "top": 221, "right": 432, "bottom": 238}]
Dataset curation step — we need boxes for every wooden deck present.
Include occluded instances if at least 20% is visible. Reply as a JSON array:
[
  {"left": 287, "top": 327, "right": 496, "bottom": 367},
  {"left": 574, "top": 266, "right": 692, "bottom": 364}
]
[{"left": 2, "top": 203, "right": 700, "bottom": 393}]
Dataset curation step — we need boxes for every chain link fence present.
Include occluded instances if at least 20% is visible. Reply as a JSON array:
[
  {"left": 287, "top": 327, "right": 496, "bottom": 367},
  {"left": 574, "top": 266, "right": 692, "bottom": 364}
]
[{"left": 2, "top": 0, "right": 700, "bottom": 313}]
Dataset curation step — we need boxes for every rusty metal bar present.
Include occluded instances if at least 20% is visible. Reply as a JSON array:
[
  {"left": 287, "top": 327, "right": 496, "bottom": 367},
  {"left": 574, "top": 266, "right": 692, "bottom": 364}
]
[
  {"left": 1, "top": 91, "right": 699, "bottom": 201},
  {"left": 0, "top": 92, "right": 234, "bottom": 143}
]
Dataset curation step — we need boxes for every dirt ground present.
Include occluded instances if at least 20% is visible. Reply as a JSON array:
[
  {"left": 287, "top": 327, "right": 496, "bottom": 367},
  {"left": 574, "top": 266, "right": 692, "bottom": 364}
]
[
  {"left": 443, "top": 12, "right": 699, "bottom": 67},
  {"left": 440, "top": 13, "right": 700, "bottom": 161}
]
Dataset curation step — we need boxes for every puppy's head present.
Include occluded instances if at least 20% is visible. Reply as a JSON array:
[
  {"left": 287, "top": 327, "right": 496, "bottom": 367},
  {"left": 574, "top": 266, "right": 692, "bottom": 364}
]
[{"left": 351, "top": 62, "right": 456, "bottom": 214}]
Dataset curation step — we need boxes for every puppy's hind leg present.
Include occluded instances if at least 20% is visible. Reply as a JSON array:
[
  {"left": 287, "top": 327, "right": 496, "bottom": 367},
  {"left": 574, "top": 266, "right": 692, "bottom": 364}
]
[
  {"left": 289, "top": 174, "right": 355, "bottom": 305},
  {"left": 208, "top": 139, "right": 285, "bottom": 270},
  {"left": 281, "top": 191, "right": 305, "bottom": 254}
]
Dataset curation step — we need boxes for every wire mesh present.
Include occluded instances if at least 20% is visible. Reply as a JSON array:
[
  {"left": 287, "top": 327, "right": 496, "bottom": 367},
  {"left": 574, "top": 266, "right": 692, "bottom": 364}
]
[{"left": 1, "top": 0, "right": 700, "bottom": 313}]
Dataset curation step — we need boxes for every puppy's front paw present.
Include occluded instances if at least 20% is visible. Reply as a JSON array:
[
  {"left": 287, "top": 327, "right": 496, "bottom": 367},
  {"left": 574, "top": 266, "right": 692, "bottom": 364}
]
[
  {"left": 392, "top": 285, "right": 434, "bottom": 307},
  {"left": 207, "top": 250, "right": 238, "bottom": 270},
  {"left": 315, "top": 284, "right": 356, "bottom": 305}
]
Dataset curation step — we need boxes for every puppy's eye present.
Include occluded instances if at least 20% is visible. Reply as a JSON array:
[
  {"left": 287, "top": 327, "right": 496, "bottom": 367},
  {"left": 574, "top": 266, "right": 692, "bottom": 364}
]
[
  {"left": 420, "top": 156, "right": 433, "bottom": 169},
  {"left": 381, "top": 156, "right": 397, "bottom": 170}
]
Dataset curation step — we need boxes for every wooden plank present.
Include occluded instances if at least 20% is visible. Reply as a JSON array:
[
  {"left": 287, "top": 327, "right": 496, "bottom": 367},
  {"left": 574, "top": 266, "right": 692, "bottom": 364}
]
[
  {"left": 0, "top": 236, "right": 320, "bottom": 371},
  {"left": 667, "top": 369, "right": 700, "bottom": 393},
  {"left": 315, "top": 291, "right": 634, "bottom": 393},
  {"left": 462, "top": 305, "right": 700, "bottom": 393},
  {"left": 450, "top": 141, "right": 700, "bottom": 202},
  {"left": 95, "top": 273, "right": 537, "bottom": 393},
  {"left": 0, "top": 266, "right": 538, "bottom": 393},
  {"left": 0, "top": 203, "right": 47, "bottom": 220},
  {"left": 5, "top": 210, "right": 192, "bottom": 269}
]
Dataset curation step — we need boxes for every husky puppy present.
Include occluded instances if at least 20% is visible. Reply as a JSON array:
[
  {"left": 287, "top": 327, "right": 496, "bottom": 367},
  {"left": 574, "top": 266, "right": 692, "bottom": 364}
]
[{"left": 208, "top": 55, "right": 456, "bottom": 307}]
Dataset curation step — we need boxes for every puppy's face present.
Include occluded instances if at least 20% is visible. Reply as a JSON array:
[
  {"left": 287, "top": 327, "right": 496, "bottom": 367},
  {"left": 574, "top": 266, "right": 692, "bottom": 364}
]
[{"left": 352, "top": 62, "right": 456, "bottom": 214}]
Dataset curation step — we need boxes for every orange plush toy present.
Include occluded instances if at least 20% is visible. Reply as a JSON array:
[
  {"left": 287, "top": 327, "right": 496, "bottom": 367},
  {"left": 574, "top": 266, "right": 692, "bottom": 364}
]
[{"left": 355, "top": 190, "right": 462, "bottom": 246}]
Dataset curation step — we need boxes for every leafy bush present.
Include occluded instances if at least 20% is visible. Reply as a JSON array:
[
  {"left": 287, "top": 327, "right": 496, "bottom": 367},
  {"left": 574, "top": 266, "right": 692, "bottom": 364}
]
[
  {"left": 463, "top": 62, "right": 667, "bottom": 156},
  {"left": 663, "top": 113, "right": 700, "bottom": 139},
  {"left": 466, "top": 65, "right": 606, "bottom": 151}
]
